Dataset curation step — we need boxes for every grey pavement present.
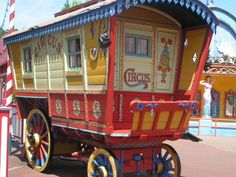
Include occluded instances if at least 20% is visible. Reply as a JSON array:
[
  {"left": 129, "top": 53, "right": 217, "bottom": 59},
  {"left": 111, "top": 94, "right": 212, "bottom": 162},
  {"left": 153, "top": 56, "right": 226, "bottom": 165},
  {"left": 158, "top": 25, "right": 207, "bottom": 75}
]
[{"left": 8, "top": 135, "right": 236, "bottom": 177}]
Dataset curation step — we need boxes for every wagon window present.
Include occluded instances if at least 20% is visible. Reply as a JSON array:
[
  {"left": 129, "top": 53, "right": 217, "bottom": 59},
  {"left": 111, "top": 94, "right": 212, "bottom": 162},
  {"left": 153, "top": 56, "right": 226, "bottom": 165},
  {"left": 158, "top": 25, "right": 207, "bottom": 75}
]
[
  {"left": 23, "top": 47, "right": 32, "bottom": 73},
  {"left": 125, "top": 36, "right": 135, "bottom": 54},
  {"left": 125, "top": 34, "right": 151, "bottom": 57},
  {"left": 225, "top": 91, "right": 236, "bottom": 117},
  {"left": 67, "top": 37, "right": 81, "bottom": 69}
]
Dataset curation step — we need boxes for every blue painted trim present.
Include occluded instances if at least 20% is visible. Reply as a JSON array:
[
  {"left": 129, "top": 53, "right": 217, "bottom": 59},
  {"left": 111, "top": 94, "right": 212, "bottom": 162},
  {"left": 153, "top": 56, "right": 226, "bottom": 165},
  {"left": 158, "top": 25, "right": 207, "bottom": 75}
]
[
  {"left": 212, "top": 127, "right": 236, "bottom": 130},
  {"left": 4, "top": 0, "right": 218, "bottom": 45}
]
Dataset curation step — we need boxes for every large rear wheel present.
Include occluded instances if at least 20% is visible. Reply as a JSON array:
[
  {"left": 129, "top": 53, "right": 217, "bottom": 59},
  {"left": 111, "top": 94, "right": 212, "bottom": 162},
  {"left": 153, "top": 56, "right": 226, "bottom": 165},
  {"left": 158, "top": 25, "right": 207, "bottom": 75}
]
[{"left": 25, "top": 109, "right": 53, "bottom": 172}]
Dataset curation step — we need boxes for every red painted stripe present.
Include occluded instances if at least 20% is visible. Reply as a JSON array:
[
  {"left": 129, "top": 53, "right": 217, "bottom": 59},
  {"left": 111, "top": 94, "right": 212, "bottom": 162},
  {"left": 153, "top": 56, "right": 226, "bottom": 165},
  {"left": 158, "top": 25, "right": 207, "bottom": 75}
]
[
  {"left": 10, "top": 0, "right": 15, "bottom": 4},
  {"left": 104, "top": 15, "right": 117, "bottom": 131},
  {"left": 165, "top": 112, "right": 174, "bottom": 130},
  {"left": 178, "top": 111, "right": 188, "bottom": 130},
  {"left": 9, "top": 12, "right": 15, "bottom": 21},
  {"left": 152, "top": 112, "right": 161, "bottom": 130},
  {"left": 137, "top": 111, "right": 145, "bottom": 131}
]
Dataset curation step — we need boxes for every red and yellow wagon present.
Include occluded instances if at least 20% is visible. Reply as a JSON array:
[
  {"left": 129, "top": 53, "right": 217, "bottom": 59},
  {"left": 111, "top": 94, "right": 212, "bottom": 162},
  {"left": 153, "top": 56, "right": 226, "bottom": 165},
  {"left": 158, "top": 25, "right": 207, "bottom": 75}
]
[{"left": 4, "top": 0, "right": 217, "bottom": 176}]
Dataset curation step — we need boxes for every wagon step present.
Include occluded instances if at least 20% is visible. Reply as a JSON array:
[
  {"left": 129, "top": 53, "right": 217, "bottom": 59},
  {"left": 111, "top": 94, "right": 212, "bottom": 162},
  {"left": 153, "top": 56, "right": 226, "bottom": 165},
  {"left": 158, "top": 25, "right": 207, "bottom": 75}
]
[{"left": 182, "top": 131, "right": 202, "bottom": 142}]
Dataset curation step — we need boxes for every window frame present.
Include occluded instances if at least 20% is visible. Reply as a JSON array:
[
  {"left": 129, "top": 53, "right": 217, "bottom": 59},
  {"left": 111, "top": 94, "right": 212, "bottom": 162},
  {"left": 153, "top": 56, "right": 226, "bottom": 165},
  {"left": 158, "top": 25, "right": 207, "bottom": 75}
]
[
  {"left": 22, "top": 46, "right": 33, "bottom": 73},
  {"left": 125, "top": 33, "right": 152, "bottom": 58},
  {"left": 66, "top": 36, "right": 82, "bottom": 70},
  {"left": 225, "top": 91, "right": 236, "bottom": 118}
]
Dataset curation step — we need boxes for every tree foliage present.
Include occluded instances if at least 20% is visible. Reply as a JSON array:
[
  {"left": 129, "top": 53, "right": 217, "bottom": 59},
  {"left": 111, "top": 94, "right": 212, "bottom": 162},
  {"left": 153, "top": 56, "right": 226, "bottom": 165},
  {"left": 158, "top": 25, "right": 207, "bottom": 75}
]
[
  {"left": 62, "top": 0, "right": 70, "bottom": 10},
  {"left": 0, "top": 28, "right": 6, "bottom": 37},
  {"left": 62, "top": 0, "right": 83, "bottom": 10}
]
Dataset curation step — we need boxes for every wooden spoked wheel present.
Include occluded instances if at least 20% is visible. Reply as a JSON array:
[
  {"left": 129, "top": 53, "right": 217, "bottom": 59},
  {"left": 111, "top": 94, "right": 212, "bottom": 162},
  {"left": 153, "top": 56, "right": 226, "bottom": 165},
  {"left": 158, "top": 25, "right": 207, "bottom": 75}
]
[
  {"left": 25, "top": 109, "right": 52, "bottom": 172},
  {"left": 87, "top": 148, "right": 119, "bottom": 177},
  {"left": 149, "top": 144, "right": 181, "bottom": 177}
]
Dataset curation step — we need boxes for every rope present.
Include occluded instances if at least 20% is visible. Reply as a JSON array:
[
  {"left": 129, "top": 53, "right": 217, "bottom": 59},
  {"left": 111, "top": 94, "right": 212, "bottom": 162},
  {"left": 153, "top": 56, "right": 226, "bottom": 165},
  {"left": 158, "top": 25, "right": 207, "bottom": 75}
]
[{"left": 0, "top": 0, "right": 9, "bottom": 29}]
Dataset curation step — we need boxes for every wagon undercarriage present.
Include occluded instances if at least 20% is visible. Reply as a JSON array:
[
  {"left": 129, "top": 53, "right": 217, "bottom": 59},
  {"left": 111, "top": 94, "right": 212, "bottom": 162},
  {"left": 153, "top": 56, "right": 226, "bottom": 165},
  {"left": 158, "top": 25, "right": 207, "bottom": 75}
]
[{"left": 24, "top": 99, "right": 197, "bottom": 176}]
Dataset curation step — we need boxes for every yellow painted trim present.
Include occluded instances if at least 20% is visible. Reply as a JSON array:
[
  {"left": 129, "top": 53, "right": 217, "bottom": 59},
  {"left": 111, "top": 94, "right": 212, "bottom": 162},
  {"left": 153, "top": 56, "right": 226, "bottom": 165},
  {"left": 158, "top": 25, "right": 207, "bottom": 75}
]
[
  {"left": 156, "top": 111, "right": 170, "bottom": 130},
  {"left": 178, "top": 28, "right": 207, "bottom": 91},
  {"left": 22, "top": 74, "right": 33, "bottom": 79},
  {"left": 10, "top": 44, "right": 23, "bottom": 88},
  {"left": 170, "top": 111, "right": 183, "bottom": 129},
  {"left": 24, "top": 79, "right": 34, "bottom": 88},
  {"left": 65, "top": 71, "right": 82, "bottom": 76},
  {"left": 142, "top": 111, "right": 156, "bottom": 130},
  {"left": 67, "top": 76, "right": 83, "bottom": 85},
  {"left": 132, "top": 112, "right": 140, "bottom": 131},
  {"left": 183, "top": 111, "right": 191, "bottom": 129}
]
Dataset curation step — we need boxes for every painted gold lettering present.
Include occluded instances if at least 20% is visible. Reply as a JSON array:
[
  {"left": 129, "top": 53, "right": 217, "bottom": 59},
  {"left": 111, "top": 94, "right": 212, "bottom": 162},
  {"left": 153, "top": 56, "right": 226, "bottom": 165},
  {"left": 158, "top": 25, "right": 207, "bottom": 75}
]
[
  {"left": 35, "top": 47, "right": 39, "bottom": 58},
  {"left": 48, "top": 34, "right": 52, "bottom": 46},
  {"left": 40, "top": 36, "right": 46, "bottom": 48},
  {"left": 56, "top": 42, "right": 62, "bottom": 54},
  {"left": 52, "top": 36, "right": 57, "bottom": 48}
]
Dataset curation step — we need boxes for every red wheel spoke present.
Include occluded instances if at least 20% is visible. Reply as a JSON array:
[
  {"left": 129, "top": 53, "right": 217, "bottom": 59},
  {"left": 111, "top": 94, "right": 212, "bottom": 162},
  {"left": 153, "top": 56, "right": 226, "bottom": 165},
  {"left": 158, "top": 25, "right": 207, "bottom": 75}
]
[
  {"left": 37, "top": 118, "right": 42, "bottom": 134},
  {"left": 41, "top": 140, "right": 49, "bottom": 146},
  {"left": 33, "top": 116, "right": 39, "bottom": 133},
  {"left": 35, "top": 148, "right": 41, "bottom": 166},
  {"left": 40, "top": 145, "right": 48, "bottom": 159},
  {"left": 39, "top": 148, "right": 45, "bottom": 167},
  {"left": 39, "top": 120, "right": 45, "bottom": 135},
  {"left": 41, "top": 130, "right": 48, "bottom": 140}
]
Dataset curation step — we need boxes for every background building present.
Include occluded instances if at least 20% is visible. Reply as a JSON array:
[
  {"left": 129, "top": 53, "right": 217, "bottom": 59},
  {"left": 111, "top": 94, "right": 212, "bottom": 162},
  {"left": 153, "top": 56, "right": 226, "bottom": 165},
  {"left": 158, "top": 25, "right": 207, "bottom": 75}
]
[
  {"left": 0, "top": 37, "right": 7, "bottom": 105},
  {"left": 190, "top": 0, "right": 236, "bottom": 136}
]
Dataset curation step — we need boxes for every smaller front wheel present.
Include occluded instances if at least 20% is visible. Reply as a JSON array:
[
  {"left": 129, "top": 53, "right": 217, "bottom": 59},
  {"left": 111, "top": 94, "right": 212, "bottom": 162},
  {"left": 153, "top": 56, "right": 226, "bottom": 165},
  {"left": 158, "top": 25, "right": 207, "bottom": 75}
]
[
  {"left": 148, "top": 143, "right": 181, "bottom": 177},
  {"left": 87, "top": 148, "right": 119, "bottom": 177}
]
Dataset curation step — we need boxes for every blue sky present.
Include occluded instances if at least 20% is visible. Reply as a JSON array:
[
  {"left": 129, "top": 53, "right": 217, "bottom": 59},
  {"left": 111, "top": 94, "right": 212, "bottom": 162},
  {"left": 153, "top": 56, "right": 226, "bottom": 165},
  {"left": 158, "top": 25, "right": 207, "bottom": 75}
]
[{"left": 0, "top": 0, "right": 236, "bottom": 30}]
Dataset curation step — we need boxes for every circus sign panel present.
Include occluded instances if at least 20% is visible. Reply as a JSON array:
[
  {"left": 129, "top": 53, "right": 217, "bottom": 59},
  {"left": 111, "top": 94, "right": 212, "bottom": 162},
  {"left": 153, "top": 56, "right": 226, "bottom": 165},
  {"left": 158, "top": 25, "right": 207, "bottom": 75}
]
[
  {"left": 123, "top": 61, "right": 152, "bottom": 92},
  {"left": 124, "top": 68, "right": 151, "bottom": 89}
]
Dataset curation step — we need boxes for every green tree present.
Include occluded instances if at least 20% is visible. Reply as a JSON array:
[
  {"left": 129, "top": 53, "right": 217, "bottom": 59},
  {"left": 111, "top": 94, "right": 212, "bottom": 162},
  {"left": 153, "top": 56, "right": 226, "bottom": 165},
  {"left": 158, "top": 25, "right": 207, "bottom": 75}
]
[
  {"left": 62, "top": 0, "right": 83, "bottom": 10},
  {"left": 71, "top": 0, "right": 82, "bottom": 7},
  {"left": 0, "top": 28, "right": 6, "bottom": 37},
  {"left": 62, "top": 0, "right": 70, "bottom": 10}
]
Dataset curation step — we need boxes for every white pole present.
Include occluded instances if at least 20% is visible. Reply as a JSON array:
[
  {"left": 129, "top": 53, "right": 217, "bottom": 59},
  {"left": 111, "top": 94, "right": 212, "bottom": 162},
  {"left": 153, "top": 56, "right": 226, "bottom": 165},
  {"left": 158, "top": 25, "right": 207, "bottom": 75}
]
[{"left": 0, "top": 115, "right": 9, "bottom": 177}]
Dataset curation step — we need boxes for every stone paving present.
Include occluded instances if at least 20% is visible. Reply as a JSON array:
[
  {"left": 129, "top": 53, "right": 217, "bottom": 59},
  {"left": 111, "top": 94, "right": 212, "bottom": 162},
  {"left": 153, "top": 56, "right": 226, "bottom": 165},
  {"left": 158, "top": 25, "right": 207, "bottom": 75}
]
[{"left": 8, "top": 136, "right": 236, "bottom": 177}]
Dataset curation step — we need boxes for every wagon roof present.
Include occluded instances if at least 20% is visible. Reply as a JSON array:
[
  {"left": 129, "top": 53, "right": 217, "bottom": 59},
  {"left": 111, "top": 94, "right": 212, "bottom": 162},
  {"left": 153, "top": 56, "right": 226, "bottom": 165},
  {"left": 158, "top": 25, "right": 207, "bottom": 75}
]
[{"left": 4, "top": 0, "right": 218, "bottom": 45}]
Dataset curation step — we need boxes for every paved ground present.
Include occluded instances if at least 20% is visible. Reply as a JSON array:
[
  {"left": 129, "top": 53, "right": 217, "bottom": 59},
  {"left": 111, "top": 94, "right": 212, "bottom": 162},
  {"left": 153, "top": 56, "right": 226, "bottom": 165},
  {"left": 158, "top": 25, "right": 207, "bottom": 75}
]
[{"left": 8, "top": 136, "right": 236, "bottom": 177}]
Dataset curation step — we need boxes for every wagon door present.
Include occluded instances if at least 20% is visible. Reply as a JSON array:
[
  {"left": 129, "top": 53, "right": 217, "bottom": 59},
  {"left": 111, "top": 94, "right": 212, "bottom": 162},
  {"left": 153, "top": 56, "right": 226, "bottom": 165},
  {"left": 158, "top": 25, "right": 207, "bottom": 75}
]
[{"left": 155, "top": 29, "right": 180, "bottom": 93}]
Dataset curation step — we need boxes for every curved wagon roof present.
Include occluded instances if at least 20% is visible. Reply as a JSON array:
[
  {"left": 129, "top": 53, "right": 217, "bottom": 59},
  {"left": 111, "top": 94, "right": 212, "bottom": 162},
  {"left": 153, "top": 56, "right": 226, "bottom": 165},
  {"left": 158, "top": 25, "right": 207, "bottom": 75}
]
[{"left": 4, "top": 0, "right": 218, "bottom": 45}]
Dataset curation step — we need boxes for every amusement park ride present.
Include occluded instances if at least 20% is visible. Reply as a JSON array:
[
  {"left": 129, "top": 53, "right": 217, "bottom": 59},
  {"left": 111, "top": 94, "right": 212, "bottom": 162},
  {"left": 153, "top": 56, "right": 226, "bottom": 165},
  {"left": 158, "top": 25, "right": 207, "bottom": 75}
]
[{"left": 4, "top": 0, "right": 218, "bottom": 176}]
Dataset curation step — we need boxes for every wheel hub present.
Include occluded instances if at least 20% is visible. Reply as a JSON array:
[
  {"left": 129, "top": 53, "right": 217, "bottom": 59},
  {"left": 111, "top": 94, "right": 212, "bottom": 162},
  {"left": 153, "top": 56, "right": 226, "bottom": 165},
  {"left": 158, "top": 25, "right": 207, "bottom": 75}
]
[
  {"left": 27, "top": 133, "right": 41, "bottom": 148},
  {"left": 92, "top": 166, "right": 108, "bottom": 177},
  {"left": 156, "top": 161, "right": 164, "bottom": 174}
]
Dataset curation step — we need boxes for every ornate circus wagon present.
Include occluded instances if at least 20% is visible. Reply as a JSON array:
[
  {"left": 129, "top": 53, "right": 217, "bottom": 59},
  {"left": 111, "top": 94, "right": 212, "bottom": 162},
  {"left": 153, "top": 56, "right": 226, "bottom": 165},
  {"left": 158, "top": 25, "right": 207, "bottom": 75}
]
[{"left": 4, "top": 0, "right": 217, "bottom": 176}]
